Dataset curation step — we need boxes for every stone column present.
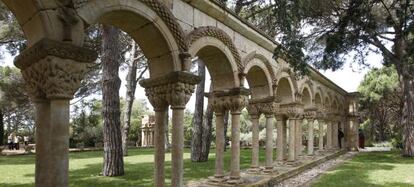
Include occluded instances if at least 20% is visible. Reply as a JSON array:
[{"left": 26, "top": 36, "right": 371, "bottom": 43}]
[
  {"left": 213, "top": 111, "right": 226, "bottom": 180},
  {"left": 276, "top": 115, "right": 285, "bottom": 162},
  {"left": 247, "top": 103, "right": 260, "bottom": 171},
  {"left": 326, "top": 120, "right": 333, "bottom": 150},
  {"left": 264, "top": 114, "right": 274, "bottom": 172},
  {"left": 318, "top": 119, "right": 325, "bottom": 152},
  {"left": 249, "top": 113, "right": 260, "bottom": 171},
  {"left": 154, "top": 106, "right": 168, "bottom": 187},
  {"left": 287, "top": 118, "right": 296, "bottom": 162},
  {"left": 33, "top": 99, "right": 51, "bottom": 187},
  {"left": 225, "top": 89, "right": 248, "bottom": 184},
  {"left": 332, "top": 120, "right": 339, "bottom": 149},
  {"left": 348, "top": 116, "right": 359, "bottom": 151},
  {"left": 14, "top": 39, "right": 96, "bottom": 187},
  {"left": 307, "top": 119, "right": 315, "bottom": 155},
  {"left": 282, "top": 121, "right": 288, "bottom": 160},
  {"left": 295, "top": 118, "right": 303, "bottom": 160},
  {"left": 295, "top": 119, "right": 303, "bottom": 158},
  {"left": 141, "top": 71, "right": 199, "bottom": 187}
]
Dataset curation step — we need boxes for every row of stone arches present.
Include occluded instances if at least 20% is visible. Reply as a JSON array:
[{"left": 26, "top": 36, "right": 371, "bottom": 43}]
[{"left": 2, "top": 0, "right": 352, "bottom": 186}]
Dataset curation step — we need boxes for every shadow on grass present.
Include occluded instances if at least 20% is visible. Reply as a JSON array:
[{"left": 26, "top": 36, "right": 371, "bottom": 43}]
[
  {"left": 0, "top": 148, "right": 271, "bottom": 187},
  {"left": 311, "top": 151, "right": 414, "bottom": 187}
]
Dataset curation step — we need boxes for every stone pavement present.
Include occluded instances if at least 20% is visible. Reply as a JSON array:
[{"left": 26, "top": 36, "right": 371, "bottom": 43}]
[{"left": 186, "top": 150, "right": 346, "bottom": 187}]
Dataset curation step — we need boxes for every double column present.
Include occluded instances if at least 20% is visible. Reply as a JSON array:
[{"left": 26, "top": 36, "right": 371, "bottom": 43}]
[
  {"left": 282, "top": 102, "right": 304, "bottom": 163},
  {"left": 140, "top": 72, "right": 200, "bottom": 187},
  {"left": 247, "top": 99, "right": 277, "bottom": 173},
  {"left": 318, "top": 118, "right": 325, "bottom": 152},
  {"left": 211, "top": 88, "right": 248, "bottom": 184},
  {"left": 14, "top": 39, "right": 97, "bottom": 187},
  {"left": 276, "top": 115, "right": 287, "bottom": 162}
]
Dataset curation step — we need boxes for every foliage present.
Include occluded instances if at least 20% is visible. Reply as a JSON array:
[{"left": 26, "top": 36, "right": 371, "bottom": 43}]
[
  {"left": 358, "top": 66, "right": 402, "bottom": 144},
  {"left": 70, "top": 99, "right": 104, "bottom": 148},
  {"left": 0, "top": 66, "right": 34, "bottom": 137},
  {"left": 0, "top": 1, "right": 25, "bottom": 57},
  {"left": 121, "top": 98, "right": 150, "bottom": 143}
]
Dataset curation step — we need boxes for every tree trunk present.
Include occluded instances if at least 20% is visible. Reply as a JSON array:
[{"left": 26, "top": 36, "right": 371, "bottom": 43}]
[
  {"left": 0, "top": 109, "right": 3, "bottom": 146},
  {"left": 400, "top": 70, "right": 414, "bottom": 157},
  {"left": 122, "top": 40, "right": 139, "bottom": 156},
  {"left": 200, "top": 89, "right": 214, "bottom": 161},
  {"left": 101, "top": 25, "right": 124, "bottom": 176},
  {"left": 191, "top": 60, "right": 206, "bottom": 162},
  {"left": 223, "top": 110, "right": 230, "bottom": 151}
]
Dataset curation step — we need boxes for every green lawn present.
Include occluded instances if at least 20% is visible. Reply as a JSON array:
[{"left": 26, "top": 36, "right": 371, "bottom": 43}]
[
  {"left": 312, "top": 151, "right": 414, "bottom": 187},
  {"left": 0, "top": 148, "right": 270, "bottom": 187}
]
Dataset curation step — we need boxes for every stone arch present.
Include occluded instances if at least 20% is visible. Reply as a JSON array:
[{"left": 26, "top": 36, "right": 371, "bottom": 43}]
[
  {"left": 324, "top": 93, "right": 331, "bottom": 111},
  {"left": 242, "top": 51, "right": 277, "bottom": 84},
  {"left": 243, "top": 58, "right": 273, "bottom": 99},
  {"left": 275, "top": 75, "right": 297, "bottom": 104},
  {"left": 275, "top": 68, "right": 298, "bottom": 103},
  {"left": 314, "top": 86, "right": 325, "bottom": 109},
  {"left": 76, "top": 0, "right": 187, "bottom": 78},
  {"left": 186, "top": 26, "right": 241, "bottom": 91},
  {"left": 299, "top": 79, "right": 314, "bottom": 107}
]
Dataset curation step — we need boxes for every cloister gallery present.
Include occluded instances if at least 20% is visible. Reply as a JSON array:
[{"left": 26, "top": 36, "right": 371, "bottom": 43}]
[{"left": 2, "top": 0, "right": 362, "bottom": 187}]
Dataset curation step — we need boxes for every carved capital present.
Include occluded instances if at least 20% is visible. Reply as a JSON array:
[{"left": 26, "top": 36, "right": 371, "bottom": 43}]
[
  {"left": 14, "top": 39, "right": 97, "bottom": 100},
  {"left": 247, "top": 103, "right": 261, "bottom": 116},
  {"left": 280, "top": 102, "right": 304, "bottom": 119},
  {"left": 304, "top": 106, "right": 318, "bottom": 120},
  {"left": 212, "top": 87, "right": 249, "bottom": 114},
  {"left": 140, "top": 71, "right": 200, "bottom": 109}
]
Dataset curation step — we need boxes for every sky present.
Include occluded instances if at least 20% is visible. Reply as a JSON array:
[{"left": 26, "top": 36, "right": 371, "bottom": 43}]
[{"left": 0, "top": 48, "right": 383, "bottom": 112}]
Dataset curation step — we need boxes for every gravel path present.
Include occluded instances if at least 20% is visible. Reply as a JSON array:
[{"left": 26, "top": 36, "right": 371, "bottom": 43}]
[{"left": 274, "top": 152, "right": 359, "bottom": 187}]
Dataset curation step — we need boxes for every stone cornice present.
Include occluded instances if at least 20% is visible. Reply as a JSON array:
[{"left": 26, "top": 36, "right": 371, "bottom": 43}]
[
  {"left": 139, "top": 71, "right": 201, "bottom": 88},
  {"left": 213, "top": 87, "right": 250, "bottom": 97},
  {"left": 14, "top": 38, "right": 97, "bottom": 69}
]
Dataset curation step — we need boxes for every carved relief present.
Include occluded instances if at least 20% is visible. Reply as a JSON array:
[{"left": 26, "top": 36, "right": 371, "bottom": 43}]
[
  {"left": 140, "top": 71, "right": 200, "bottom": 109},
  {"left": 186, "top": 26, "right": 243, "bottom": 72},
  {"left": 14, "top": 39, "right": 97, "bottom": 100},
  {"left": 211, "top": 88, "right": 249, "bottom": 114}
]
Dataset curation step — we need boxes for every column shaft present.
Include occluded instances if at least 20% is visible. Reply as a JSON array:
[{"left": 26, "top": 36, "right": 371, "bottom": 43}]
[
  {"left": 251, "top": 116, "right": 260, "bottom": 168},
  {"left": 265, "top": 115, "right": 274, "bottom": 169},
  {"left": 49, "top": 99, "right": 70, "bottom": 187},
  {"left": 326, "top": 121, "right": 332, "bottom": 150},
  {"left": 276, "top": 117, "right": 285, "bottom": 161},
  {"left": 333, "top": 122, "right": 339, "bottom": 149},
  {"left": 295, "top": 119, "right": 302, "bottom": 159},
  {"left": 230, "top": 111, "right": 241, "bottom": 179},
  {"left": 282, "top": 121, "right": 288, "bottom": 160},
  {"left": 154, "top": 108, "right": 167, "bottom": 187},
  {"left": 318, "top": 120, "right": 324, "bottom": 151},
  {"left": 215, "top": 113, "right": 225, "bottom": 178},
  {"left": 34, "top": 100, "right": 51, "bottom": 187},
  {"left": 288, "top": 119, "right": 296, "bottom": 162},
  {"left": 171, "top": 107, "right": 184, "bottom": 187},
  {"left": 307, "top": 119, "right": 314, "bottom": 155}
]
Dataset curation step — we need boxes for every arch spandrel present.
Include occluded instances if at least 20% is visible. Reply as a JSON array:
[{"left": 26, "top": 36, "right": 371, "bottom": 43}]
[
  {"left": 76, "top": 0, "right": 186, "bottom": 78},
  {"left": 186, "top": 26, "right": 241, "bottom": 91}
]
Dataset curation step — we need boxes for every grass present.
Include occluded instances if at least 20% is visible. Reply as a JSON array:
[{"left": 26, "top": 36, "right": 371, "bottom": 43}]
[
  {"left": 0, "top": 148, "right": 272, "bottom": 187},
  {"left": 312, "top": 151, "right": 414, "bottom": 187}
]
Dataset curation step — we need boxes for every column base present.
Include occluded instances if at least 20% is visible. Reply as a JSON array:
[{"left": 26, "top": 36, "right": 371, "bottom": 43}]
[
  {"left": 227, "top": 176, "right": 244, "bottom": 185},
  {"left": 208, "top": 175, "right": 227, "bottom": 183},
  {"left": 262, "top": 166, "right": 277, "bottom": 174},
  {"left": 247, "top": 166, "right": 262, "bottom": 173}
]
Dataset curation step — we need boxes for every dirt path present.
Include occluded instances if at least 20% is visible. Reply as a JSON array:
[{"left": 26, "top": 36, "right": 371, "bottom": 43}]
[{"left": 274, "top": 152, "right": 359, "bottom": 187}]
